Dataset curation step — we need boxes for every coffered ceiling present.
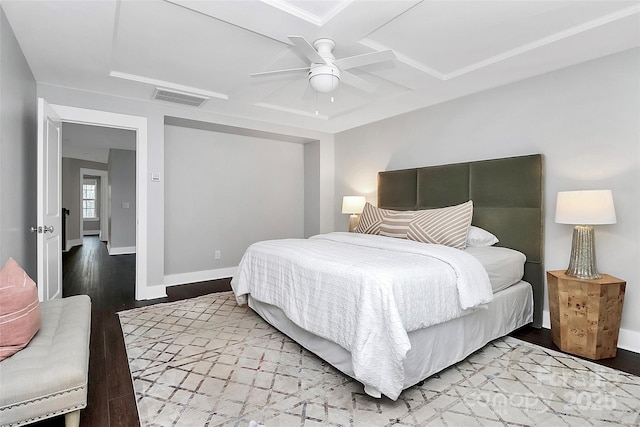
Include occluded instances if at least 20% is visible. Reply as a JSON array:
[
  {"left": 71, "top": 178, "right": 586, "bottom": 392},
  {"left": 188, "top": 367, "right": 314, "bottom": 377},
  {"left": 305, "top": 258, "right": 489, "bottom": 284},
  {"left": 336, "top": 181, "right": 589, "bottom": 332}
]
[{"left": 2, "top": 0, "right": 639, "bottom": 134}]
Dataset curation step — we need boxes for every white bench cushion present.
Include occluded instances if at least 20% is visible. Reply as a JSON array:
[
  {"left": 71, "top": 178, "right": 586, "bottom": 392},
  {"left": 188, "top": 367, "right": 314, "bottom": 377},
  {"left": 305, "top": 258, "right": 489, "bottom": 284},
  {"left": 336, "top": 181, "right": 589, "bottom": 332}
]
[{"left": 0, "top": 295, "right": 91, "bottom": 426}]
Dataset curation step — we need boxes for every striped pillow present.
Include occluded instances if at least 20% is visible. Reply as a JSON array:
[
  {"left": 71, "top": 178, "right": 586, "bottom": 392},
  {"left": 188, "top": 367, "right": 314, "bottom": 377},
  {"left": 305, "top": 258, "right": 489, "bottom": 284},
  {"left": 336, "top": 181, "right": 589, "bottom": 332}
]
[
  {"left": 379, "top": 211, "right": 415, "bottom": 239},
  {"left": 354, "top": 202, "right": 392, "bottom": 234},
  {"left": 407, "top": 201, "right": 473, "bottom": 249},
  {"left": 0, "top": 258, "right": 41, "bottom": 361}
]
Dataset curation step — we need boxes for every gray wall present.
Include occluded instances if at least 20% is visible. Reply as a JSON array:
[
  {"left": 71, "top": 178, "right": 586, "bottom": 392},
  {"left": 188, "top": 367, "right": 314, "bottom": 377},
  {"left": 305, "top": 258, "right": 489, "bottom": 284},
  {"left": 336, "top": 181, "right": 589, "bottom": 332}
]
[
  {"left": 304, "top": 141, "right": 321, "bottom": 237},
  {"left": 107, "top": 149, "right": 136, "bottom": 251},
  {"left": 334, "top": 48, "right": 640, "bottom": 340},
  {"left": 61, "top": 158, "right": 107, "bottom": 242},
  {"left": 164, "top": 125, "right": 304, "bottom": 276},
  {"left": 0, "top": 7, "right": 37, "bottom": 276},
  {"left": 37, "top": 83, "right": 333, "bottom": 297}
]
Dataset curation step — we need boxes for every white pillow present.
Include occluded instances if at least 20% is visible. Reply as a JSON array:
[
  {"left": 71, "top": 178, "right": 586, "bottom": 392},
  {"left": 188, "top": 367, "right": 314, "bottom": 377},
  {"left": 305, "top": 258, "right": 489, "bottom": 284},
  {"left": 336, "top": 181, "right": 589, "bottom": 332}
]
[{"left": 466, "top": 226, "right": 499, "bottom": 247}]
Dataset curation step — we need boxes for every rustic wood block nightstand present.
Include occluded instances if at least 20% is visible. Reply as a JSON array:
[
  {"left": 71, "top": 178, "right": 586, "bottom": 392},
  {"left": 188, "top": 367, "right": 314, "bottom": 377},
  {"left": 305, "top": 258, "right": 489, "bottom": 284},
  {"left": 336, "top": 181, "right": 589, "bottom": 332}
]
[{"left": 547, "top": 270, "right": 625, "bottom": 360}]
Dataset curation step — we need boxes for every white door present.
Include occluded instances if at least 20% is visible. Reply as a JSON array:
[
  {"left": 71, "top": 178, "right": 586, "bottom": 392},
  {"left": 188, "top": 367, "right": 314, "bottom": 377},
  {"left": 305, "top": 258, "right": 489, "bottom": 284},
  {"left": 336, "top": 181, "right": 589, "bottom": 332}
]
[{"left": 36, "top": 98, "right": 62, "bottom": 301}]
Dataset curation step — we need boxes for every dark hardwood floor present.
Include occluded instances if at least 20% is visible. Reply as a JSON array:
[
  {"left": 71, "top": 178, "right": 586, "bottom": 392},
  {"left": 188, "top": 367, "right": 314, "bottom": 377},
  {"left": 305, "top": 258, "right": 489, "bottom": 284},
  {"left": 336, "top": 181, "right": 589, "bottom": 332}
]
[{"left": 34, "top": 236, "right": 639, "bottom": 426}]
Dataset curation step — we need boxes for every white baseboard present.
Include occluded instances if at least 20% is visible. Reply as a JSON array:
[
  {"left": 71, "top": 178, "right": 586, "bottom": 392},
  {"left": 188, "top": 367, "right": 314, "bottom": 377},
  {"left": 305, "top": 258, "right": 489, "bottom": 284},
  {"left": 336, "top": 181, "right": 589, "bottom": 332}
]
[
  {"left": 107, "top": 243, "right": 136, "bottom": 255},
  {"left": 83, "top": 230, "right": 100, "bottom": 236},
  {"left": 542, "top": 309, "right": 639, "bottom": 354},
  {"left": 617, "top": 328, "right": 640, "bottom": 354},
  {"left": 139, "top": 266, "right": 235, "bottom": 300},
  {"left": 542, "top": 310, "right": 551, "bottom": 330},
  {"left": 63, "top": 238, "right": 83, "bottom": 252},
  {"left": 136, "top": 284, "right": 167, "bottom": 301},
  {"left": 164, "top": 266, "right": 237, "bottom": 287}
]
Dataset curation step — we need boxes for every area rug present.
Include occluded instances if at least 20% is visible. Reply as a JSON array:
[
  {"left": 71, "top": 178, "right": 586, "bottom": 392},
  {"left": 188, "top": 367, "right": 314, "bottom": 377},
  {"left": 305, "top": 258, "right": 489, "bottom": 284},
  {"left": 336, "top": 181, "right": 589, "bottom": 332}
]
[{"left": 118, "top": 291, "right": 640, "bottom": 426}]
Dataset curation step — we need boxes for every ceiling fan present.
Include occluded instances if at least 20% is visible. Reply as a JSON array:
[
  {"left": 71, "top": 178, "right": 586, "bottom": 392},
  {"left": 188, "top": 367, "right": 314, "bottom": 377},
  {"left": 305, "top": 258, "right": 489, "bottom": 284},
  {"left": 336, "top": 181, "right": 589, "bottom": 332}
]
[{"left": 251, "top": 36, "right": 396, "bottom": 94}]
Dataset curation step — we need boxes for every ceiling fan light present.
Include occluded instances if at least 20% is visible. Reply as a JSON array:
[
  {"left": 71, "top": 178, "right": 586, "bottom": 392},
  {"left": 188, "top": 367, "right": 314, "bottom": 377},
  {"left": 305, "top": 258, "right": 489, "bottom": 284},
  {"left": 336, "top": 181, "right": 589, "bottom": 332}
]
[
  {"left": 309, "top": 64, "right": 341, "bottom": 93},
  {"left": 310, "top": 74, "right": 339, "bottom": 93}
]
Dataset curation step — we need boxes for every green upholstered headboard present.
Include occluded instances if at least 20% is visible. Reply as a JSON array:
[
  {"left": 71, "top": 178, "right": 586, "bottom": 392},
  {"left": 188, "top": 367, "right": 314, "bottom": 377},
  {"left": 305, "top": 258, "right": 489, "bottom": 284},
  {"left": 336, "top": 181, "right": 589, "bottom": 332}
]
[{"left": 378, "top": 154, "right": 544, "bottom": 328}]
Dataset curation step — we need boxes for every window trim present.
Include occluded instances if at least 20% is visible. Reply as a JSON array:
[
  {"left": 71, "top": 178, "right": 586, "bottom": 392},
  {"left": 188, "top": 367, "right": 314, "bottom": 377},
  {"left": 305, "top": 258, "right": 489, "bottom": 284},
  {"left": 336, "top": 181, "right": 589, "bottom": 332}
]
[{"left": 82, "top": 179, "right": 99, "bottom": 220}]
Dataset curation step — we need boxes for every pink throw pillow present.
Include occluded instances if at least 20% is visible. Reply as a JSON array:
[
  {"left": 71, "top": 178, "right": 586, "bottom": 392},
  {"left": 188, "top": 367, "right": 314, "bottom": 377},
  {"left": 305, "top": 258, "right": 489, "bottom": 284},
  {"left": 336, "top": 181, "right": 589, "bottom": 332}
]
[{"left": 0, "top": 257, "right": 41, "bottom": 361}]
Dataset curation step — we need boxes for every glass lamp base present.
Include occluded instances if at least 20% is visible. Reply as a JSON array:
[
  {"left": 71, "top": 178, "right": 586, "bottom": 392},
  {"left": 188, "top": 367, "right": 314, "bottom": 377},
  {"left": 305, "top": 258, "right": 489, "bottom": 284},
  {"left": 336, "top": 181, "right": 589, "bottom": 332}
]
[
  {"left": 565, "top": 225, "right": 601, "bottom": 280},
  {"left": 348, "top": 214, "right": 359, "bottom": 232}
]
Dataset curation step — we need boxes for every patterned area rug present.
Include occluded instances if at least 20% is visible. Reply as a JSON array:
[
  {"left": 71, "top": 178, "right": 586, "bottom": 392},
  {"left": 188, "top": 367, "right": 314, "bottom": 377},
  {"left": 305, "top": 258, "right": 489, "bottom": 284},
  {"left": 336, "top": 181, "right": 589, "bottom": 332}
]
[{"left": 118, "top": 292, "right": 640, "bottom": 426}]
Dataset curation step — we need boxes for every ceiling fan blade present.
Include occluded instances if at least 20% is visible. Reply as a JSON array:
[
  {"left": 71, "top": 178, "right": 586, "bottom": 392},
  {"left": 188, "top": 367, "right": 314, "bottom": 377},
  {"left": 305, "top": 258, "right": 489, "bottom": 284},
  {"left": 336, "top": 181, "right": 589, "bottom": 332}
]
[
  {"left": 250, "top": 67, "right": 309, "bottom": 77},
  {"left": 341, "top": 71, "right": 377, "bottom": 94},
  {"left": 334, "top": 50, "right": 396, "bottom": 70},
  {"left": 288, "top": 35, "right": 327, "bottom": 64}
]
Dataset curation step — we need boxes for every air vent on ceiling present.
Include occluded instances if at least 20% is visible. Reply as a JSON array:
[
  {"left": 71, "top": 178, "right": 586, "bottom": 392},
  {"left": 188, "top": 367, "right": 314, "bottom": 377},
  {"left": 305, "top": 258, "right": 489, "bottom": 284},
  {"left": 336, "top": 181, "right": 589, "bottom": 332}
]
[{"left": 153, "top": 88, "right": 209, "bottom": 107}]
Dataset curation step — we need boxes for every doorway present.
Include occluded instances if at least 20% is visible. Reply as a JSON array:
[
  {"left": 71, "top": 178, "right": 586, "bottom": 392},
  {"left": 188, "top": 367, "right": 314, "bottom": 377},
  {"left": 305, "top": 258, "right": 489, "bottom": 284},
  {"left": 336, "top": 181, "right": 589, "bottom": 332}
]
[
  {"left": 61, "top": 124, "right": 136, "bottom": 302},
  {"left": 51, "top": 104, "right": 159, "bottom": 300}
]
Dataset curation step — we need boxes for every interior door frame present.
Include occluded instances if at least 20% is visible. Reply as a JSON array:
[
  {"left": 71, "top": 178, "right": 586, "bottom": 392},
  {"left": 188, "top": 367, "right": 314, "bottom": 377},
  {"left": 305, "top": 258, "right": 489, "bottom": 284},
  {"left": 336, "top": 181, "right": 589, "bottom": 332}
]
[{"left": 51, "top": 104, "right": 158, "bottom": 300}]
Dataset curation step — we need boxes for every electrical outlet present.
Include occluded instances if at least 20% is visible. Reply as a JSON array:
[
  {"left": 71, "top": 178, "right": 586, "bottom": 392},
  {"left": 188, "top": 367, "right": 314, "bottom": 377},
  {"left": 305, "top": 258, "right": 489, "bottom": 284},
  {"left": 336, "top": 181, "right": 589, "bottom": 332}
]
[{"left": 215, "top": 250, "right": 221, "bottom": 260}]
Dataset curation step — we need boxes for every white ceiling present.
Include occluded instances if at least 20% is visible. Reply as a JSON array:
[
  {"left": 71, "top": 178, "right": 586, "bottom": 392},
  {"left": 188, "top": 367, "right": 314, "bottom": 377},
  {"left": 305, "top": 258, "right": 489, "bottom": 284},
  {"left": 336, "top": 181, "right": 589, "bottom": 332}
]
[
  {"left": 3, "top": 0, "right": 639, "bottom": 134},
  {"left": 62, "top": 123, "right": 135, "bottom": 163}
]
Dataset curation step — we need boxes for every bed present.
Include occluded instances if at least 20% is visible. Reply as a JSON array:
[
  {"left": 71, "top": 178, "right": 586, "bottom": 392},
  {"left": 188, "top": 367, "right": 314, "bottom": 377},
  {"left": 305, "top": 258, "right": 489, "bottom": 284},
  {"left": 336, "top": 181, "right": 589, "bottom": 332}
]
[{"left": 232, "top": 154, "right": 544, "bottom": 400}]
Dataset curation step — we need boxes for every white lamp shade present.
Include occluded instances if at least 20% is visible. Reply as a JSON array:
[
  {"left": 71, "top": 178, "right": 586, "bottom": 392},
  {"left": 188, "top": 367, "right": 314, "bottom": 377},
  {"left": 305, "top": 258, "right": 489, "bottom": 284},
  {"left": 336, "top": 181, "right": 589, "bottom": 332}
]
[
  {"left": 342, "top": 196, "right": 366, "bottom": 214},
  {"left": 555, "top": 190, "right": 617, "bottom": 225}
]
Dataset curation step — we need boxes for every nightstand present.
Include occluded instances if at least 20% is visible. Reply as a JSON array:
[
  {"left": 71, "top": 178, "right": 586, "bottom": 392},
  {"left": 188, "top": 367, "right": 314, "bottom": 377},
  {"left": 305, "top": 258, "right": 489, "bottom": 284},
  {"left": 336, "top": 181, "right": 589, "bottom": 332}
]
[{"left": 547, "top": 270, "right": 625, "bottom": 359}]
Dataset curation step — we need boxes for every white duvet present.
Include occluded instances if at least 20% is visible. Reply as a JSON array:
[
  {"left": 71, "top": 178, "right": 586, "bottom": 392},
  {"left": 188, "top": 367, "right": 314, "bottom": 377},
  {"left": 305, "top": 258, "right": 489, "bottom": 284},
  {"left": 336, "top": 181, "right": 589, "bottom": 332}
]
[{"left": 231, "top": 232, "right": 492, "bottom": 400}]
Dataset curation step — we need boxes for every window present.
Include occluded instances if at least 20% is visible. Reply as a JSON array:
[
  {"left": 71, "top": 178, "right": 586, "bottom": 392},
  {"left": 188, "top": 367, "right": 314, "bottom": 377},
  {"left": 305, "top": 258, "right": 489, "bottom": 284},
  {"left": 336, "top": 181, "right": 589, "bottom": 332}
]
[{"left": 82, "top": 180, "right": 97, "bottom": 219}]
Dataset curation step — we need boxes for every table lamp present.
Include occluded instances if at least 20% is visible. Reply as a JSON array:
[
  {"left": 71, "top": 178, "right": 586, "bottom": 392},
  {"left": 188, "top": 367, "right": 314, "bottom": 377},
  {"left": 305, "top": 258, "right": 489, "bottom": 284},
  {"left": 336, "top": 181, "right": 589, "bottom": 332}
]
[
  {"left": 342, "top": 196, "right": 366, "bottom": 232},
  {"left": 555, "top": 190, "right": 616, "bottom": 279}
]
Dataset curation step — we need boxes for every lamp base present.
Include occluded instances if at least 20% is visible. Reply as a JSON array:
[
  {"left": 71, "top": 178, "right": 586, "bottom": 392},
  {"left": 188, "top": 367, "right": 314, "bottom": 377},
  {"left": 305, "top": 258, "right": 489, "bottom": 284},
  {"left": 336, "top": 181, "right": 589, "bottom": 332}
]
[
  {"left": 565, "top": 225, "right": 601, "bottom": 279},
  {"left": 348, "top": 214, "right": 359, "bottom": 232}
]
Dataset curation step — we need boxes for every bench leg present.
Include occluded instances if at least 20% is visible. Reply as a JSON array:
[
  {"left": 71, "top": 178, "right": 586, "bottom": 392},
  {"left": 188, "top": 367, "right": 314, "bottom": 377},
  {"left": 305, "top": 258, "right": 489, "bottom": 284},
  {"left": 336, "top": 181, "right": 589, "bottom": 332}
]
[{"left": 65, "top": 410, "right": 81, "bottom": 427}]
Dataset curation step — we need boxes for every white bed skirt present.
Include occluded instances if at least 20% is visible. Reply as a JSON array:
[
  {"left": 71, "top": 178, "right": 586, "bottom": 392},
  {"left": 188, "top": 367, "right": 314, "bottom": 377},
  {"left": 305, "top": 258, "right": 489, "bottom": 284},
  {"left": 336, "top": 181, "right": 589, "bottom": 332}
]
[{"left": 248, "top": 280, "right": 533, "bottom": 399}]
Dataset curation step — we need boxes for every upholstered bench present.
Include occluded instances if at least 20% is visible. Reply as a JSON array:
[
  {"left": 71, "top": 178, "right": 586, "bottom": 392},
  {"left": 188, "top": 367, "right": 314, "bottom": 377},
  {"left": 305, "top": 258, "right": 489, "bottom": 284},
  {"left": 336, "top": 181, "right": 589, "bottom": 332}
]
[{"left": 0, "top": 295, "right": 91, "bottom": 427}]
